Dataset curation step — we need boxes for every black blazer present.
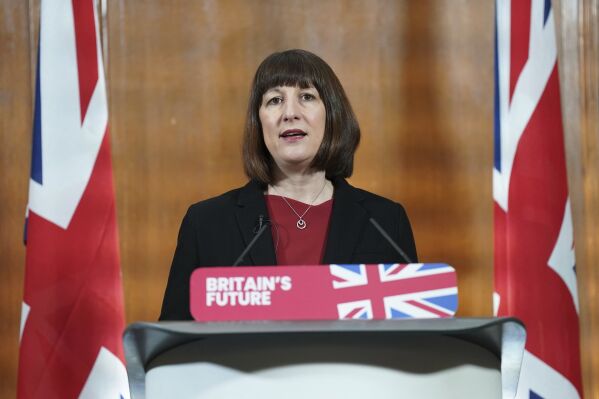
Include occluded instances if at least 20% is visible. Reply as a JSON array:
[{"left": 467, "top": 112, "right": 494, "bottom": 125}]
[{"left": 159, "top": 177, "right": 417, "bottom": 320}]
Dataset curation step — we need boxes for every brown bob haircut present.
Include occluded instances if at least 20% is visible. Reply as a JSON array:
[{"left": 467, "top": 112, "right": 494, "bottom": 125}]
[{"left": 242, "top": 49, "right": 361, "bottom": 185}]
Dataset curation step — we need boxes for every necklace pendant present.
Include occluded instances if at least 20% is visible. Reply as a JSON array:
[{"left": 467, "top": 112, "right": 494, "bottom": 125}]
[{"left": 296, "top": 219, "right": 307, "bottom": 230}]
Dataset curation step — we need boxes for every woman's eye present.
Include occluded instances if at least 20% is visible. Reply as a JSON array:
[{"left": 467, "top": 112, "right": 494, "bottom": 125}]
[
  {"left": 301, "top": 93, "right": 316, "bottom": 101},
  {"left": 266, "top": 97, "right": 282, "bottom": 106}
]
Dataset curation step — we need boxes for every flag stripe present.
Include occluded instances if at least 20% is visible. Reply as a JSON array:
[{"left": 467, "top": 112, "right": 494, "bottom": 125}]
[
  {"left": 404, "top": 300, "right": 449, "bottom": 317},
  {"left": 509, "top": 0, "right": 531, "bottom": 101},
  {"left": 493, "top": 8, "right": 502, "bottom": 172},
  {"left": 72, "top": 0, "right": 98, "bottom": 123},
  {"left": 31, "top": 47, "right": 43, "bottom": 185}
]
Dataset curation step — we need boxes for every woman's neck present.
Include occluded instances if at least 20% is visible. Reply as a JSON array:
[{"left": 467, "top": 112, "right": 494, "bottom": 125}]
[{"left": 268, "top": 170, "right": 333, "bottom": 204}]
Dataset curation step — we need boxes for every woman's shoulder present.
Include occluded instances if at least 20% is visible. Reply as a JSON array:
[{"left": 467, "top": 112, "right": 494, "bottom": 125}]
[
  {"left": 187, "top": 187, "right": 240, "bottom": 211},
  {"left": 354, "top": 186, "right": 400, "bottom": 204},
  {"left": 184, "top": 180, "right": 263, "bottom": 219},
  {"left": 338, "top": 178, "right": 407, "bottom": 212},
  {"left": 184, "top": 188, "right": 241, "bottom": 221},
  {"left": 355, "top": 188, "right": 409, "bottom": 220}
]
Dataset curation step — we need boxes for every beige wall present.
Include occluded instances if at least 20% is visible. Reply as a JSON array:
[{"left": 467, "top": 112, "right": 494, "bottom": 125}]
[{"left": 1, "top": 1, "right": 597, "bottom": 397}]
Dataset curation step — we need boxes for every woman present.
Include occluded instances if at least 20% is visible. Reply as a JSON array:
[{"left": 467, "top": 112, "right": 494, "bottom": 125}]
[{"left": 160, "top": 49, "right": 417, "bottom": 320}]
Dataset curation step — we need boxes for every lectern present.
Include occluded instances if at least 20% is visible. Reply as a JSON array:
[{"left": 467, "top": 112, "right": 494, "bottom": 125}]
[{"left": 124, "top": 317, "right": 525, "bottom": 399}]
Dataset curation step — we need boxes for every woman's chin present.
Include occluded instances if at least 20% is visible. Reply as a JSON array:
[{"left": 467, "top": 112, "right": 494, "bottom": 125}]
[{"left": 275, "top": 156, "right": 315, "bottom": 172}]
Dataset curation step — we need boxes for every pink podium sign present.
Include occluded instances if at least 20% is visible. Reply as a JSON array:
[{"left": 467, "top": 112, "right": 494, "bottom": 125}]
[{"left": 190, "top": 263, "right": 458, "bottom": 322}]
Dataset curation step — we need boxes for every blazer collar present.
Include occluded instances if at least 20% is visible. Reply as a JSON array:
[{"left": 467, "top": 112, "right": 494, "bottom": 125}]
[
  {"left": 234, "top": 180, "right": 277, "bottom": 266},
  {"left": 234, "top": 178, "right": 369, "bottom": 266},
  {"left": 322, "top": 177, "right": 370, "bottom": 264}
]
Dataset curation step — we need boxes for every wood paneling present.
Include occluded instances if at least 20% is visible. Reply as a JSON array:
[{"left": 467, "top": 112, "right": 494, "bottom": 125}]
[
  {"left": 0, "top": 1, "right": 33, "bottom": 396},
  {"left": 0, "top": 1, "right": 597, "bottom": 398},
  {"left": 555, "top": 0, "right": 599, "bottom": 397},
  {"left": 578, "top": 0, "right": 599, "bottom": 392},
  {"left": 107, "top": 0, "right": 495, "bottom": 323}
]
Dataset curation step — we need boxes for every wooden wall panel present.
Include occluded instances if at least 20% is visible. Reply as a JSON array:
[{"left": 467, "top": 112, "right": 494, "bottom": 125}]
[
  {"left": 0, "top": 1, "right": 32, "bottom": 396},
  {"left": 578, "top": 1, "right": 599, "bottom": 396},
  {"left": 108, "top": 0, "right": 495, "bottom": 323},
  {"left": 555, "top": 0, "right": 599, "bottom": 397},
  {"left": 1, "top": 1, "right": 597, "bottom": 398}
]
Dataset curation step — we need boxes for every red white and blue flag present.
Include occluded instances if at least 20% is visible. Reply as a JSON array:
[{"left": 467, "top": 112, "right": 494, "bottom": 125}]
[
  {"left": 190, "top": 264, "right": 458, "bottom": 321},
  {"left": 18, "top": 1, "right": 129, "bottom": 398},
  {"left": 494, "top": 0, "right": 583, "bottom": 398},
  {"left": 331, "top": 264, "right": 457, "bottom": 319}
]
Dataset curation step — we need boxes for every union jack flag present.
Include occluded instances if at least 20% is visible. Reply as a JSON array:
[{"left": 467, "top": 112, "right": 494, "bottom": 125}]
[
  {"left": 18, "top": 1, "right": 129, "bottom": 398},
  {"left": 494, "top": 0, "right": 583, "bottom": 398},
  {"left": 330, "top": 264, "right": 457, "bottom": 320}
]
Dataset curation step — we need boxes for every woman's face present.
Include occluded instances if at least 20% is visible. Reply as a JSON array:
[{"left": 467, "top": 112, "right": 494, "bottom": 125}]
[{"left": 259, "top": 85, "right": 326, "bottom": 173}]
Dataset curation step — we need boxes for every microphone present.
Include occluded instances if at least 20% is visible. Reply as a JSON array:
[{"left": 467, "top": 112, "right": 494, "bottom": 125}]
[
  {"left": 369, "top": 217, "right": 414, "bottom": 264},
  {"left": 233, "top": 215, "right": 271, "bottom": 266},
  {"left": 253, "top": 214, "right": 269, "bottom": 233}
]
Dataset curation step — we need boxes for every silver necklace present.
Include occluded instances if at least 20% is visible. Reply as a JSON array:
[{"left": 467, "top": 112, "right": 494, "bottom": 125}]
[{"left": 270, "top": 180, "right": 328, "bottom": 230}]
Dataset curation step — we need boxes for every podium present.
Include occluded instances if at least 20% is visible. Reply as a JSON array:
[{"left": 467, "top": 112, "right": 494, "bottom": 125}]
[{"left": 124, "top": 317, "right": 525, "bottom": 399}]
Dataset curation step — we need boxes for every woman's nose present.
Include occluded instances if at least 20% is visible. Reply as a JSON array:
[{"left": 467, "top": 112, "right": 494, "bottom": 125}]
[{"left": 282, "top": 98, "right": 300, "bottom": 121}]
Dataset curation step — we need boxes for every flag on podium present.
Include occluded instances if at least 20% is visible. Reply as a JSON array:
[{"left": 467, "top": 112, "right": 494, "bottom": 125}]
[
  {"left": 18, "top": 0, "right": 129, "bottom": 398},
  {"left": 493, "top": 0, "right": 583, "bottom": 398}
]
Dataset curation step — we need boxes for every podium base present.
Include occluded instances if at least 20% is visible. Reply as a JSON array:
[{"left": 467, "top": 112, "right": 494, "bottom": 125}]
[
  {"left": 146, "top": 334, "right": 501, "bottom": 399},
  {"left": 124, "top": 318, "right": 526, "bottom": 399}
]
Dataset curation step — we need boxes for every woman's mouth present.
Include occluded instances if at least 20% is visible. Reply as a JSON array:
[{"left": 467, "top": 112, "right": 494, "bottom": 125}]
[{"left": 279, "top": 129, "right": 307, "bottom": 142}]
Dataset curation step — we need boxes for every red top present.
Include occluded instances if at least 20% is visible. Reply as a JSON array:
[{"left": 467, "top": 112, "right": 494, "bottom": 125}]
[{"left": 265, "top": 195, "right": 333, "bottom": 265}]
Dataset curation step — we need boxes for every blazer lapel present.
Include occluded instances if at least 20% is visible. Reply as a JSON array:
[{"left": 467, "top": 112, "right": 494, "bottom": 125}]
[
  {"left": 234, "top": 180, "right": 277, "bottom": 266},
  {"left": 322, "top": 178, "right": 370, "bottom": 264}
]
